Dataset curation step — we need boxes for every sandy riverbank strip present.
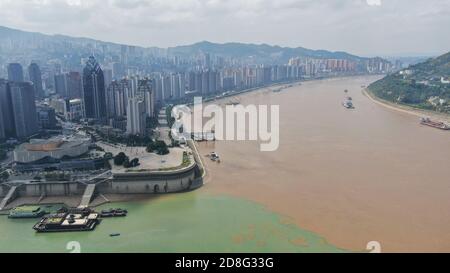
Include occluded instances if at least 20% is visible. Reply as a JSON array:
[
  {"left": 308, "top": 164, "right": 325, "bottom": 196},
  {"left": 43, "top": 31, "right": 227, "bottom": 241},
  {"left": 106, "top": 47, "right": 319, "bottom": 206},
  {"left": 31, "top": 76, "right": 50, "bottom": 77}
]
[{"left": 363, "top": 89, "right": 450, "bottom": 124}]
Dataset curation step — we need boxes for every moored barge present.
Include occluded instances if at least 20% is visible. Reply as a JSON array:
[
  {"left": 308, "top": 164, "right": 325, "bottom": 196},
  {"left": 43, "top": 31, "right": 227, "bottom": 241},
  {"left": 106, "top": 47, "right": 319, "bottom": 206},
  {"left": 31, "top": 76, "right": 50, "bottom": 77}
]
[{"left": 33, "top": 208, "right": 100, "bottom": 233}]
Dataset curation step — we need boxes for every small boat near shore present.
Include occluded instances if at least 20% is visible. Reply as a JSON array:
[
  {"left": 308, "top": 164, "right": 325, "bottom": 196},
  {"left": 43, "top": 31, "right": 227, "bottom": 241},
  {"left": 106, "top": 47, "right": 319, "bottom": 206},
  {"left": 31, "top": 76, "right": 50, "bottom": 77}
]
[
  {"left": 8, "top": 206, "right": 47, "bottom": 219},
  {"left": 273, "top": 88, "right": 282, "bottom": 93},
  {"left": 226, "top": 97, "right": 240, "bottom": 105},
  {"left": 100, "top": 208, "right": 128, "bottom": 218},
  {"left": 420, "top": 117, "right": 450, "bottom": 130}
]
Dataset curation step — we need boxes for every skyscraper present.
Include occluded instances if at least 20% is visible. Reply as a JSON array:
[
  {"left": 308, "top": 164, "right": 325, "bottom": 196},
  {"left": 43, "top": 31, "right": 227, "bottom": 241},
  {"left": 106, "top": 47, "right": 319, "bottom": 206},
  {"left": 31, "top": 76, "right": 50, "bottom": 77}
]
[
  {"left": 0, "top": 100, "right": 5, "bottom": 140},
  {"left": 121, "top": 45, "right": 128, "bottom": 66},
  {"left": 7, "top": 63, "right": 24, "bottom": 82},
  {"left": 106, "top": 79, "right": 129, "bottom": 117},
  {"left": 112, "top": 62, "right": 125, "bottom": 79},
  {"left": 153, "top": 75, "right": 163, "bottom": 102},
  {"left": 178, "top": 73, "right": 186, "bottom": 99},
  {"left": 195, "top": 72, "right": 202, "bottom": 94},
  {"left": 82, "top": 56, "right": 106, "bottom": 121},
  {"left": 171, "top": 74, "right": 180, "bottom": 99},
  {"left": 188, "top": 71, "right": 196, "bottom": 91},
  {"left": 0, "top": 80, "right": 15, "bottom": 137},
  {"left": 138, "top": 79, "right": 154, "bottom": 118},
  {"left": 126, "top": 97, "right": 146, "bottom": 136},
  {"left": 9, "top": 82, "right": 38, "bottom": 138},
  {"left": 201, "top": 71, "right": 209, "bottom": 95},
  {"left": 66, "top": 72, "right": 82, "bottom": 99},
  {"left": 208, "top": 70, "right": 217, "bottom": 94},
  {"left": 162, "top": 75, "right": 171, "bottom": 101},
  {"left": 28, "top": 63, "right": 44, "bottom": 99},
  {"left": 54, "top": 74, "right": 67, "bottom": 97},
  {"left": 103, "top": 69, "right": 113, "bottom": 89},
  {"left": 205, "top": 53, "right": 211, "bottom": 68},
  {"left": 106, "top": 81, "right": 118, "bottom": 118}
]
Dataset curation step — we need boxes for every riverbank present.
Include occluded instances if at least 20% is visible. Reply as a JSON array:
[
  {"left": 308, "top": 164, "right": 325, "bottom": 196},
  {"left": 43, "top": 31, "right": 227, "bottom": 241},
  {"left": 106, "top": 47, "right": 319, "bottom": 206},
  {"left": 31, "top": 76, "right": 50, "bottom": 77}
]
[
  {"left": 364, "top": 88, "right": 450, "bottom": 124},
  {"left": 189, "top": 73, "right": 376, "bottom": 106}
]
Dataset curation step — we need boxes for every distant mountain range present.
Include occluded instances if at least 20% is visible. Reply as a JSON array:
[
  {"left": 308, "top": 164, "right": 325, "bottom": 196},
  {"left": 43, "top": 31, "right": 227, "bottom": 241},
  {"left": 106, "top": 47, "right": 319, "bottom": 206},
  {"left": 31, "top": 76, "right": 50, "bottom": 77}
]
[
  {"left": 168, "top": 41, "right": 373, "bottom": 63},
  {"left": 369, "top": 52, "right": 450, "bottom": 113},
  {"left": 0, "top": 25, "right": 383, "bottom": 65}
]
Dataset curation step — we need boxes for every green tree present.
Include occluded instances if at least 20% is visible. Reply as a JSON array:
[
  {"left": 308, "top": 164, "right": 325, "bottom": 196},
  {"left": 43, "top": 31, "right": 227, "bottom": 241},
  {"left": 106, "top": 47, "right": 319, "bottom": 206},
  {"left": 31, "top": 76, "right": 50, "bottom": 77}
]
[
  {"left": 114, "top": 152, "right": 127, "bottom": 166},
  {"left": 146, "top": 140, "right": 169, "bottom": 155}
]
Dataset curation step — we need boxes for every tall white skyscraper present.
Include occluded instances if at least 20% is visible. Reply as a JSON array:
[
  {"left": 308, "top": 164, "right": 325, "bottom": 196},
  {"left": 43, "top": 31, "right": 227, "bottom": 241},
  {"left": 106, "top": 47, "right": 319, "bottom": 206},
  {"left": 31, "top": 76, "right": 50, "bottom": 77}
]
[{"left": 126, "top": 96, "right": 146, "bottom": 136}]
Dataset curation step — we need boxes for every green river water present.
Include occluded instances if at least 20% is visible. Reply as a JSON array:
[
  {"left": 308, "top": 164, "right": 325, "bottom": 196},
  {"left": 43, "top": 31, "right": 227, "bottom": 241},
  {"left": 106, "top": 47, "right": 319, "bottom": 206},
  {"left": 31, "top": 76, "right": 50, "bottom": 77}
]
[{"left": 0, "top": 192, "right": 346, "bottom": 253}]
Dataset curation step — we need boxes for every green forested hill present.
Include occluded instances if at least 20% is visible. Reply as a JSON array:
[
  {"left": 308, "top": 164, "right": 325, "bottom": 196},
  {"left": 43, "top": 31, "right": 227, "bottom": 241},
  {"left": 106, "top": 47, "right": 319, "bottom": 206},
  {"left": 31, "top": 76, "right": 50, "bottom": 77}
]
[{"left": 369, "top": 52, "right": 450, "bottom": 113}]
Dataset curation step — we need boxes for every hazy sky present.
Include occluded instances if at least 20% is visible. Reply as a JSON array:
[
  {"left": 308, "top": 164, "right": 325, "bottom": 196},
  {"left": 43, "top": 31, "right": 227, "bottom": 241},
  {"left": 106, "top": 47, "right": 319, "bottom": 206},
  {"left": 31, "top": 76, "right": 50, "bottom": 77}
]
[{"left": 0, "top": 0, "right": 449, "bottom": 56}]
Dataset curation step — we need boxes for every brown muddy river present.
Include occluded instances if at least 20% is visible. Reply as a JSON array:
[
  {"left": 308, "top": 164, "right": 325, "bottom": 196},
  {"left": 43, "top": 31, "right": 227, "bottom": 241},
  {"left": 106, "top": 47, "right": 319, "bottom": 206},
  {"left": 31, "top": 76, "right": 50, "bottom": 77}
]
[{"left": 197, "top": 76, "right": 450, "bottom": 252}]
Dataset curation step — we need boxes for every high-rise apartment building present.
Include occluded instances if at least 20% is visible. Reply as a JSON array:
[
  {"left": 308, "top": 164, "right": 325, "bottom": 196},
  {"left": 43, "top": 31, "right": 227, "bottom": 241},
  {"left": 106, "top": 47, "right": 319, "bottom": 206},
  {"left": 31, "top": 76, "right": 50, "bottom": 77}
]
[
  {"left": 138, "top": 79, "right": 154, "bottom": 118},
  {"left": 7, "top": 63, "right": 24, "bottom": 82},
  {"left": 66, "top": 72, "right": 82, "bottom": 99},
  {"left": 126, "top": 96, "right": 146, "bottom": 136},
  {"left": 54, "top": 74, "right": 67, "bottom": 97},
  {"left": 0, "top": 101, "right": 5, "bottom": 140},
  {"left": 0, "top": 80, "right": 15, "bottom": 138},
  {"left": 9, "top": 82, "right": 38, "bottom": 138},
  {"left": 28, "top": 63, "right": 44, "bottom": 99}
]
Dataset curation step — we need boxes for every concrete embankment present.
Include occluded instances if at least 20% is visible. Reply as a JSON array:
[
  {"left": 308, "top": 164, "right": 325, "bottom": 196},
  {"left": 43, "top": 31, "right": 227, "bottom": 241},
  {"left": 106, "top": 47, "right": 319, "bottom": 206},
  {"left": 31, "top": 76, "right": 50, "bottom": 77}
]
[{"left": 0, "top": 148, "right": 205, "bottom": 210}]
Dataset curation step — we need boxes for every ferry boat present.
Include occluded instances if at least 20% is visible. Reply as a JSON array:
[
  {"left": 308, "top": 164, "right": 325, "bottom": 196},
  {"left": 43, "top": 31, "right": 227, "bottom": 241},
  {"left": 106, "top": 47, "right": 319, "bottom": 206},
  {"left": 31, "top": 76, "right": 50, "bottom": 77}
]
[
  {"left": 420, "top": 117, "right": 450, "bottom": 130},
  {"left": 9, "top": 206, "right": 47, "bottom": 219},
  {"left": 207, "top": 152, "right": 221, "bottom": 163},
  {"left": 33, "top": 208, "right": 100, "bottom": 233}
]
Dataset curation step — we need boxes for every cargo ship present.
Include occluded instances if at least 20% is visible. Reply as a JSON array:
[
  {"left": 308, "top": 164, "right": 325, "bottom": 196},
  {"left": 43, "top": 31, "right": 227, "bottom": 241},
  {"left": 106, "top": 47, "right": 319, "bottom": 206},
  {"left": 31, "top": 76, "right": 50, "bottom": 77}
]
[
  {"left": 420, "top": 117, "right": 450, "bottom": 130},
  {"left": 9, "top": 206, "right": 47, "bottom": 219},
  {"left": 33, "top": 208, "right": 100, "bottom": 232}
]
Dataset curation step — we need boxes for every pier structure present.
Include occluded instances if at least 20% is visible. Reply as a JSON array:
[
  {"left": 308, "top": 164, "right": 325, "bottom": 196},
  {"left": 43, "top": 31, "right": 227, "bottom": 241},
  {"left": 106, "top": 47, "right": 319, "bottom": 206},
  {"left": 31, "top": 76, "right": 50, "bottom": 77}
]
[{"left": 0, "top": 185, "right": 18, "bottom": 210}]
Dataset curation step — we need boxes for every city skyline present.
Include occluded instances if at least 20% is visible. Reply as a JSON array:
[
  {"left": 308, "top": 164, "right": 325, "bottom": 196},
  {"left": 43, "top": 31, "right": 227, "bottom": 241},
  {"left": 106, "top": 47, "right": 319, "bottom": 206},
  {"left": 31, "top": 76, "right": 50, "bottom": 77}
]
[{"left": 0, "top": 0, "right": 449, "bottom": 57}]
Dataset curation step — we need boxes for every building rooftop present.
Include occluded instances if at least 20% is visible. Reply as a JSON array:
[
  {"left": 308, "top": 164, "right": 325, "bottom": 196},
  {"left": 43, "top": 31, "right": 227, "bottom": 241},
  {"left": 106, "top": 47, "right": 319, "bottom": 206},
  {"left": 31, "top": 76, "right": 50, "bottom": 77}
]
[{"left": 13, "top": 135, "right": 92, "bottom": 163}]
